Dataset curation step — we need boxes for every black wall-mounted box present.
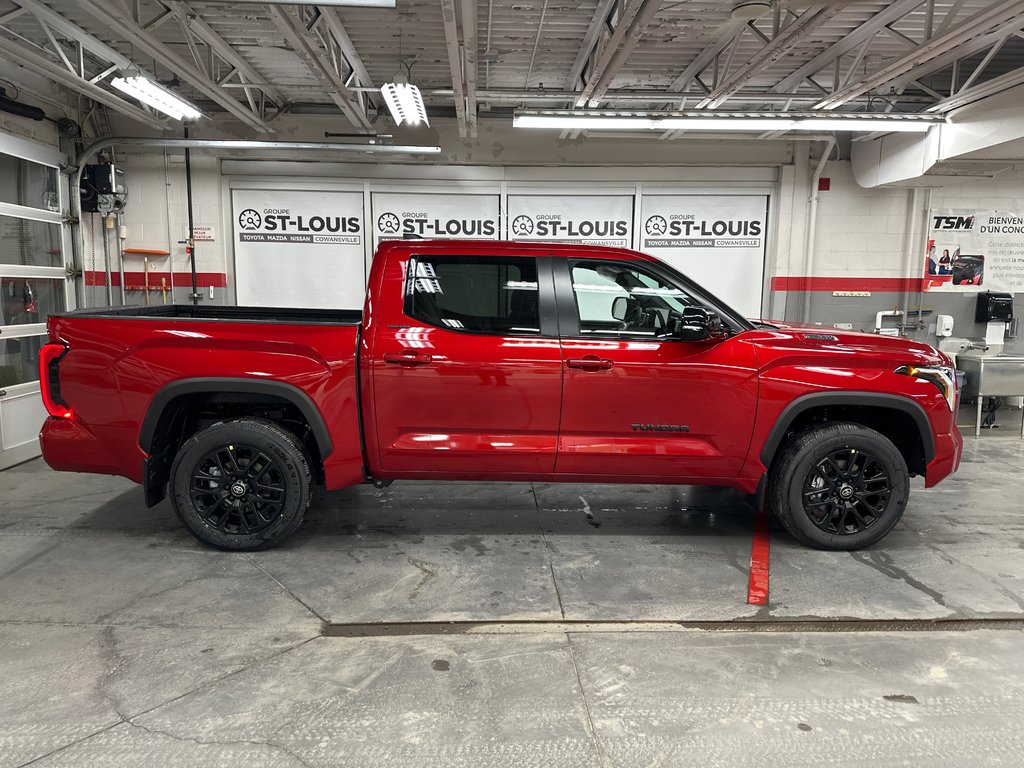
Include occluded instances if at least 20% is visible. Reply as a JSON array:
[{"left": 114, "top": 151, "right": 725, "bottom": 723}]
[{"left": 975, "top": 291, "right": 1014, "bottom": 323}]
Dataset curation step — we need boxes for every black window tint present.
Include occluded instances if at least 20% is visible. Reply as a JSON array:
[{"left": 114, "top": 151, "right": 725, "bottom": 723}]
[
  {"left": 405, "top": 255, "right": 540, "bottom": 335},
  {"left": 570, "top": 260, "right": 698, "bottom": 337}
]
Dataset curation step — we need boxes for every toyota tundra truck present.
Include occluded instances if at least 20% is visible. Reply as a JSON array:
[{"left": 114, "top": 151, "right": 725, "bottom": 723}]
[{"left": 39, "top": 240, "right": 962, "bottom": 551}]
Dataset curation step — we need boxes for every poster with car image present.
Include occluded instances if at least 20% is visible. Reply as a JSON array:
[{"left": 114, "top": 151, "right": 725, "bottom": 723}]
[
  {"left": 639, "top": 194, "right": 768, "bottom": 319},
  {"left": 925, "top": 209, "right": 1024, "bottom": 292}
]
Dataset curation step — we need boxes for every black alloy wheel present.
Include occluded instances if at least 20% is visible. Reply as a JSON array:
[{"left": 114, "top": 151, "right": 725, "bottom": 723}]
[
  {"left": 170, "top": 418, "right": 312, "bottom": 550},
  {"left": 190, "top": 443, "right": 287, "bottom": 535},
  {"left": 769, "top": 422, "right": 909, "bottom": 550},
  {"left": 801, "top": 448, "right": 891, "bottom": 535}
]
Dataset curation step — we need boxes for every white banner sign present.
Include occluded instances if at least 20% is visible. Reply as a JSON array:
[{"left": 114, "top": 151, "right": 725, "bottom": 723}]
[
  {"left": 507, "top": 195, "right": 633, "bottom": 247},
  {"left": 924, "top": 209, "right": 1024, "bottom": 292},
  {"left": 639, "top": 194, "right": 768, "bottom": 318},
  {"left": 371, "top": 192, "right": 499, "bottom": 248},
  {"left": 232, "top": 188, "right": 365, "bottom": 309}
]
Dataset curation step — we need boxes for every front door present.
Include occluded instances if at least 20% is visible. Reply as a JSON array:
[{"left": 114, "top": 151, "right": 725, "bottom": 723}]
[
  {"left": 554, "top": 257, "right": 758, "bottom": 481},
  {"left": 370, "top": 250, "right": 562, "bottom": 477}
]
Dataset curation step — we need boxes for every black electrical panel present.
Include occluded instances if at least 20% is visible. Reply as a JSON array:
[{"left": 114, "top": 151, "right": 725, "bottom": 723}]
[
  {"left": 80, "top": 163, "right": 126, "bottom": 213},
  {"left": 975, "top": 291, "right": 1014, "bottom": 323}
]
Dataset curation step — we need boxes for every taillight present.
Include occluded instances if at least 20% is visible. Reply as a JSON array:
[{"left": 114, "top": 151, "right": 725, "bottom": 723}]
[{"left": 39, "top": 343, "right": 72, "bottom": 419}]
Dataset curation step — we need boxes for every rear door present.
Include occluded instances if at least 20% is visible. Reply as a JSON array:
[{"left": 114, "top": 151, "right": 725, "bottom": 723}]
[
  {"left": 553, "top": 256, "right": 758, "bottom": 481},
  {"left": 369, "top": 248, "right": 562, "bottom": 477}
]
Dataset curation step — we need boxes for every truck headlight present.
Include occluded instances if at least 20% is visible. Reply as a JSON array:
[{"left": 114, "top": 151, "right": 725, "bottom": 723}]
[{"left": 895, "top": 364, "right": 958, "bottom": 411}]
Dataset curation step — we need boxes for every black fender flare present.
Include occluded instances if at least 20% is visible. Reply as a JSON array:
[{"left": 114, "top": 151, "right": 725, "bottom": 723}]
[
  {"left": 139, "top": 377, "right": 333, "bottom": 459},
  {"left": 759, "top": 391, "right": 935, "bottom": 468}
]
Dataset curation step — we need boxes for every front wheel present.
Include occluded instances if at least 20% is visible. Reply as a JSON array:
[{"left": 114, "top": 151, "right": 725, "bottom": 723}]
[
  {"left": 169, "top": 418, "right": 312, "bottom": 550},
  {"left": 769, "top": 422, "right": 909, "bottom": 550}
]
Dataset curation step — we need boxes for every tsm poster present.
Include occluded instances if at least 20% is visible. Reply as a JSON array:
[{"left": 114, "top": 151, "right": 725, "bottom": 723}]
[{"left": 924, "top": 209, "right": 1024, "bottom": 292}]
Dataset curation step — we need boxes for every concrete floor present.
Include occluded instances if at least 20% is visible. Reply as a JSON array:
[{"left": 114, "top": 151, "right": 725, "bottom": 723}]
[{"left": 2, "top": 414, "right": 1024, "bottom": 766}]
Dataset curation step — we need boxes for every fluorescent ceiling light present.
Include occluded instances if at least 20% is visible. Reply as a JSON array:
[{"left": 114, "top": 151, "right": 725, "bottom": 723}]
[
  {"left": 111, "top": 75, "right": 201, "bottom": 121},
  {"left": 513, "top": 110, "right": 941, "bottom": 134},
  {"left": 380, "top": 82, "right": 429, "bottom": 126}
]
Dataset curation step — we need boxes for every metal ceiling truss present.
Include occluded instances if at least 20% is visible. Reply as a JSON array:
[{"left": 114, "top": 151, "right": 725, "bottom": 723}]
[
  {"left": 266, "top": 4, "right": 373, "bottom": 132},
  {"left": 158, "top": 1, "right": 287, "bottom": 121},
  {"left": 0, "top": 0, "right": 167, "bottom": 130},
  {"left": 574, "top": 0, "right": 663, "bottom": 108},
  {"left": 695, "top": 2, "right": 845, "bottom": 109},
  {"left": 812, "top": 0, "right": 1024, "bottom": 110},
  {"left": 67, "top": 0, "right": 275, "bottom": 132}
]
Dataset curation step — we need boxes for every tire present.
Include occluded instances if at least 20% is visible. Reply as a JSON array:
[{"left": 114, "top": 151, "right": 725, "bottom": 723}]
[
  {"left": 169, "top": 418, "right": 312, "bottom": 551},
  {"left": 768, "top": 422, "right": 909, "bottom": 550}
]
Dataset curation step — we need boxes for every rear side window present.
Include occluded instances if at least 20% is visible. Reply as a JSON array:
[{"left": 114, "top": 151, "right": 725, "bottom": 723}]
[{"left": 405, "top": 255, "right": 540, "bottom": 335}]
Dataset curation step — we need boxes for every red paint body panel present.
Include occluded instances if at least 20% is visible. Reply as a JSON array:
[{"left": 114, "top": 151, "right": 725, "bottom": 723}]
[
  {"left": 365, "top": 244, "right": 563, "bottom": 476},
  {"left": 556, "top": 335, "right": 758, "bottom": 478},
  {"left": 42, "top": 313, "right": 364, "bottom": 489},
  {"left": 41, "top": 239, "right": 962, "bottom": 503}
]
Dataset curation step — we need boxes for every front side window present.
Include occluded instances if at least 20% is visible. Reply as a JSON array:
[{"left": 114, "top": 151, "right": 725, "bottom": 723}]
[
  {"left": 405, "top": 255, "right": 540, "bottom": 335},
  {"left": 571, "top": 260, "right": 699, "bottom": 337}
]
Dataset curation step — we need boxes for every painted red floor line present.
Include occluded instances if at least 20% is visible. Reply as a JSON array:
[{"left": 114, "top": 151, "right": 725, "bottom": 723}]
[{"left": 747, "top": 501, "right": 772, "bottom": 606}]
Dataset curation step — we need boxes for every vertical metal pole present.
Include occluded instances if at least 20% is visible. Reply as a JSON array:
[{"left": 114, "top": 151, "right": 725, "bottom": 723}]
[
  {"left": 102, "top": 215, "right": 112, "bottom": 306},
  {"left": 116, "top": 212, "right": 126, "bottom": 306},
  {"left": 184, "top": 124, "right": 198, "bottom": 305}
]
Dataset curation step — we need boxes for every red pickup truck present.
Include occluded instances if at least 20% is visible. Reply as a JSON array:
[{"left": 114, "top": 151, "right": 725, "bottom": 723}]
[{"left": 39, "top": 240, "right": 962, "bottom": 552}]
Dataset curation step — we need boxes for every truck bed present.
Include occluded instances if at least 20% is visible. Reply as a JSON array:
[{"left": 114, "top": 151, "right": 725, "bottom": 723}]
[{"left": 57, "top": 304, "right": 362, "bottom": 325}]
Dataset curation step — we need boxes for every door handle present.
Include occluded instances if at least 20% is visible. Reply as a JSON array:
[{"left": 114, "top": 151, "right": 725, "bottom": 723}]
[
  {"left": 566, "top": 356, "right": 614, "bottom": 371},
  {"left": 383, "top": 351, "right": 433, "bottom": 367}
]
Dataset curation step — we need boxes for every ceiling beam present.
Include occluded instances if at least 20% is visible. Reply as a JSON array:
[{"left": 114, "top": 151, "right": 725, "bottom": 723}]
[
  {"left": 666, "top": 19, "right": 746, "bottom": 97},
  {"left": 439, "top": 0, "right": 468, "bottom": 138},
  {"left": 576, "top": 0, "right": 663, "bottom": 108},
  {"left": 266, "top": 4, "right": 371, "bottom": 132},
  {"left": 565, "top": 0, "right": 617, "bottom": 91},
  {"left": 697, "top": 2, "right": 844, "bottom": 109},
  {"left": 815, "top": 0, "right": 1024, "bottom": 110},
  {"left": 73, "top": 0, "right": 274, "bottom": 132},
  {"left": 773, "top": 0, "right": 925, "bottom": 93},
  {"left": 162, "top": 0, "right": 287, "bottom": 108},
  {"left": 460, "top": 0, "right": 478, "bottom": 136},
  {"left": 927, "top": 63, "right": 1024, "bottom": 112},
  {"left": 0, "top": 33, "right": 166, "bottom": 130},
  {"left": 318, "top": 6, "right": 375, "bottom": 92},
  {"left": 13, "top": 0, "right": 132, "bottom": 68}
]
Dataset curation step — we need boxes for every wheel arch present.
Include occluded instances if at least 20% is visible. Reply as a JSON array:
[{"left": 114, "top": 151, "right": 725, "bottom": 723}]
[
  {"left": 760, "top": 392, "right": 935, "bottom": 477},
  {"left": 139, "top": 378, "right": 332, "bottom": 507}
]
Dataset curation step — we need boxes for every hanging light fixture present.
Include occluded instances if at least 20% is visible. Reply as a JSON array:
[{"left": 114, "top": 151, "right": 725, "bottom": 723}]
[
  {"left": 111, "top": 74, "right": 202, "bottom": 121},
  {"left": 380, "top": 65, "right": 428, "bottom": 127}
]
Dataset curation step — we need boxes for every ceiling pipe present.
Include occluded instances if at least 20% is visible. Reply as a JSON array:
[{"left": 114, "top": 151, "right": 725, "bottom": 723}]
[{"left": 69, "top": 137, "right": 441, "bottom": 308}]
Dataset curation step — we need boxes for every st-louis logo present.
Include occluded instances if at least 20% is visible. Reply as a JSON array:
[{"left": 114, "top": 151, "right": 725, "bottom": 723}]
[
  {"left": 645, "top": 215, "right": 667, "bottom": 237},
  {"left": 511, "top": 215, "right": 535, "bottom": 236},
  {"left": 378, "top": 212, "right": 401, "bottom": 234},
  {"left": 238, "top": 209, "right": 261, "bottom": 230}
]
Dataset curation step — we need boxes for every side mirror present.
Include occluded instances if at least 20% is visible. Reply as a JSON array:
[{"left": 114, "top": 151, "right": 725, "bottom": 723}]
[
  {"left": 611, "top": 295, "right": 634, "bottom": 321},
  {"left": 670, "top": 306, "right": 721, "bottom": 341}
]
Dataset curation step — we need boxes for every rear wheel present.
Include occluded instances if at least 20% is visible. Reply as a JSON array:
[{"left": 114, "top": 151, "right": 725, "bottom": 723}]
[
  {"left": 769, "top": 422, "right": 909, "bottom": 550},
  {"left": 169, "top": 418, "right": 312, "bottom": 550}
]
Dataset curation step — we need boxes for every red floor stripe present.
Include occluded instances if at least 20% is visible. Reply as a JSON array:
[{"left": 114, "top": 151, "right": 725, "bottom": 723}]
[{"left": 747, "top": 500, "right": 772, "bottom": 606}]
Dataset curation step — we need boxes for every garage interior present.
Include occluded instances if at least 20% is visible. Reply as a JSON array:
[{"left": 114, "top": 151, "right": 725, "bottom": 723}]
[{"left": 2, "top": 0, "right": 1024, "bottom": 765}]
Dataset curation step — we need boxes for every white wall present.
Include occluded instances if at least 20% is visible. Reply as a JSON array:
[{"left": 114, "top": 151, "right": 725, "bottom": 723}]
[{"left": 83, "top": 152, "right": 226, "bottom": 307}]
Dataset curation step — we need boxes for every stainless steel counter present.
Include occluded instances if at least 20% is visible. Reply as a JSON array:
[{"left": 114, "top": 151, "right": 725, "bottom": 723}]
[{"left": 958, "top": 353, "right": 1024, "bottom": 437}]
